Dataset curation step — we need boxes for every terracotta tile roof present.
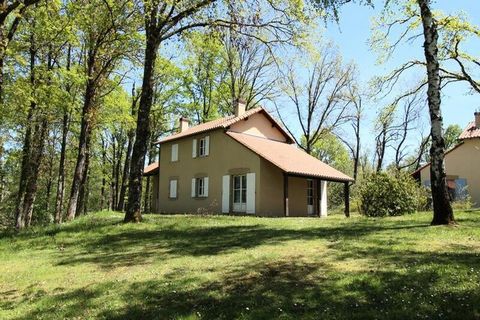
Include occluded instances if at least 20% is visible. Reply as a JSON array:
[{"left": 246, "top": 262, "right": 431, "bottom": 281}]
[
  {"left": 157, "top": 107, "right": 294, "bottom": 144},
  {"left": 227, "top": 132, "right": 354, "bottom": 182},
  {"left": 459, "top": 121, "right": 480, "bottom": 140},
  {"left": 143, "top": 162, "right": 159, "bottom": 176}
]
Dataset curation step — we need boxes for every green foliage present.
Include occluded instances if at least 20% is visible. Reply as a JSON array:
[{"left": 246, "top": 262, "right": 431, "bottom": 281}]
[
  {"left": 358, "top": 171, "right": 428, "bottom": 217},
  {"left": 444, "top": 124, "right": 462, "bottom": 150}
]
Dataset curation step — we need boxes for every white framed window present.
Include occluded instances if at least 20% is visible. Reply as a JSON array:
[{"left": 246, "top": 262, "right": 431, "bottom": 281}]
[
  {"left": 169, "top": 179, "right": 178, "bottom": 199},
  {"left": 198, "top": 136, "right": 210, "bottom": 157},
  {"left": 233, "top": 175, "right": 247, "bottom": 212},
  {"left": 192, "top": 177, "right": 209, "bottom": 197},
  {"left": 171, "top": 144, "right": 178, "bottom": 162}
]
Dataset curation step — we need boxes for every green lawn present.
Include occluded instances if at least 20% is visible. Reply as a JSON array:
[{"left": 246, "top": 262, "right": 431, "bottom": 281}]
[{"left": 1, "top": 211, "right": 479, "bottom": 320}]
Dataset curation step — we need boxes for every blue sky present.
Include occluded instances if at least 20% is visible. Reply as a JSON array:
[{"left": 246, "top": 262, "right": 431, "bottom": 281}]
[
  {"left": 289, "top": 0, "right": 480, "bottom": 163},
  {"left": 324, "top": 0, "right": 480, "bottom": 128}
]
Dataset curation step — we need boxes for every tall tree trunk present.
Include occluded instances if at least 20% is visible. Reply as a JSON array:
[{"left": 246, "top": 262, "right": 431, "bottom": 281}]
[
  {"left": 100, "top": 136, "right": 107, "bottom": 210},
  {"left": 54, "top": 45, "right": 72, "bottom": 224},
  {"left": 117, "top": 86, "right": 137, "bottom": 211},
  {"left": 0, "top": 139, "right": 4, "bottom": 203},
  {"left": 75, "top": 133, "right": 91, "bottom": 217},
  {"left": 44, "top": 140, "right": 55, "bottom": 216},
  {"left": 124, "top": 30, "right": 158, "bottom": 223},
  {"left": 23, "top": 118, "right": 48, "bottom": 227},
  {"left": 417, "top": 0, "right": 455, "bottom": 225},
  {"left": 110, "top": 136, "right": 116, "bottom": 210},
  {"left": 14, "top": 32, "right": 37, "bottom": 230},
  {"left": 54, "top": 110, "right": 69, "bottom": 223},
  {"left": 66, "top": 74, "right": 95, "bottom": 221},
  {"left": 114, "top": 134, "right": 124, "bottom": 209}
]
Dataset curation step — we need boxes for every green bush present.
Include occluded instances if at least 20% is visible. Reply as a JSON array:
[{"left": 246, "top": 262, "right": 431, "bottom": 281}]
[{"left": 358, "top": 171, "right": 428, "bottom": 217}]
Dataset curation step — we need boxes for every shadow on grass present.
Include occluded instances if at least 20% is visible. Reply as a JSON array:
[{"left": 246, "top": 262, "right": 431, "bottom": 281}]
[
  {"left": 10, "top": 257, "right": 480, "bottom": 320},
  {"left": 54, "top": 221, "right": 430, "bottom": 270}
]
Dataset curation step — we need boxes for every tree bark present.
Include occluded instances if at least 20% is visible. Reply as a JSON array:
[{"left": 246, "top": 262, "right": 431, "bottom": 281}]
[
  {"left": 124, "top": 30, "right": 159, "bottom": 223},
  {"left": 75, "top": 139, "right": 90, "bottom": 217},
  {"left": 100, "top": 136, "right": 107, "bottom": 210},
  {"left": 14, "top": 31, "right": 37, "bottom": 230},
  {"left": 117, "top": 86, "right": 137, "bottom": 211},
  {"left": 54, "top": 110, "right": 69, "bottom": 223},
  {"left": 66, "top": 71, "right": 96, "bottom": 221},
  {"left": 23, "top": 118, "right": 48, "bottom": 227},
  {"left": 54, "top": 45, "right": 72, "bottom": 224},
  {"left": 417, "top": 0, "right": 455, "bottom": 225}
]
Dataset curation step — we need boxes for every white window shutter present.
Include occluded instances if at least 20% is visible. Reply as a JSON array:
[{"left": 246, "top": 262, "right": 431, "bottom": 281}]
[
  {"left": 246, "top": 173, "right": 256, "bottom": 214},
  {"left": 204, "top": 177, "right": 209, "bottom": 197},
  {"left": 191, "top": 178, "right": 196, "bottom": 197},
  {"left": 204, "top": 136, "right": 210, "bottom": 156},
  {"left": 169, "top": 180, "right": 177, "bottom": 198},
  {"left": 171, "top": 144, "right": 178, "bottom": 162},
  {"left": 320, "top": 180, "right": 328, "bottom": 217},
  {"left": 222, "top": 175, "right": 230, "bottom": 213},
  {"left": 192, "top": 139, "right": 197, "bottom": 158}
]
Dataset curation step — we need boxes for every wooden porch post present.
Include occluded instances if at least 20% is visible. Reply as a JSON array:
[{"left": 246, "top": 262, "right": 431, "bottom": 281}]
[
  {"left": 284, "top": 173, "right": 289, "bottom": 217},
  {"left": 344, "top": 182, "right": 350, "bottom": 218},
  {"left": 316, "top": 178, "right": 321, "bottom": 217}
]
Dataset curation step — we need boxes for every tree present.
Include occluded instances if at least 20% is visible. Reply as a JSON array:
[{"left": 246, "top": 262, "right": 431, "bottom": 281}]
[
  {"left": 369, "top": 0, "right": 463, "bottom": 224},
  {"left": 276, "top": 43, "right": 355, "bottom": 155},
  {"left": 417, "top": 0, "right": 454, "bottom": 225},
  {"left": 444, "top": 124, "right": 462, "bottom": 150},
  {"left": 125, "top": 0, "right": 307, "bottom": 223},
  {"left": 0, "top": 0, "right": 41, "bottom": 100},
  {"left": 65, "top": 0, "right": 137, "bottom": 221}
]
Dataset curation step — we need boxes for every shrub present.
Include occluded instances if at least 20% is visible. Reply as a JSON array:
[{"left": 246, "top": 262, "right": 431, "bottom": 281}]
[{"left": 358, "top": 171, "right": 428, "bottom": 217}]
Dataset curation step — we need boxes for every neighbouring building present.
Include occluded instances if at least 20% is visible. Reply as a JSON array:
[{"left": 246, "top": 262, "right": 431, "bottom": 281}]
[
  {"left": 413, "top": 112, "right": 480, "bottom": 207},
  {"left": 144, "top": 100, "right": 354, "bottom": 217}
]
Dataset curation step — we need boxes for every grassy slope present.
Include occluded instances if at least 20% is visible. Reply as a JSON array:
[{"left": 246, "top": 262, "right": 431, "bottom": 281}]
[{"left": 0, "top": 211, "right": 479, "bottom": 320}]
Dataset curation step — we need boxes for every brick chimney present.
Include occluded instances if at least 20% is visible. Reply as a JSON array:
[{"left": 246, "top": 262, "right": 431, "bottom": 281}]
[
  {"left": 234, "top": 98, "right": 247, "bottom": 117},
  {"left": 179, "top": 117, "right": 189, "bottom": 132},
  {"left": 475, "top": 111, "right": 480, "bottom": 129}
]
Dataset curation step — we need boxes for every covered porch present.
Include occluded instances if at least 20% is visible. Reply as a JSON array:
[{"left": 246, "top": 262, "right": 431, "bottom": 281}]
[{"left": 282, "top": 173, "right": 351, "bottom": 218}]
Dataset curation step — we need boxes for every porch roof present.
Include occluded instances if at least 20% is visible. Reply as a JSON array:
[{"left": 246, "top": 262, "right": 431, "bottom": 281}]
[
  {"left": 227, "top": 132, "right": 354, "bottom": 183},
  {"left": 143, "top": 162, "right": 159, "bottom": 176}
]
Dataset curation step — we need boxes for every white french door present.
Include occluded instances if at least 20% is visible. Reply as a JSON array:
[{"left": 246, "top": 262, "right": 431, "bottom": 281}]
[{"left": 233, "top": 175, "right": 247, "bottom": 212}]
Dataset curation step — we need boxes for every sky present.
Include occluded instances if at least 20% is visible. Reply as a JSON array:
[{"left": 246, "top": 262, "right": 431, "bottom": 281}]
[
  {"left": 273, "top": 0, "right": 478, "bottom": 165},
  {"left": 324, "top": 0, "right": 480, "bottom": 130}
]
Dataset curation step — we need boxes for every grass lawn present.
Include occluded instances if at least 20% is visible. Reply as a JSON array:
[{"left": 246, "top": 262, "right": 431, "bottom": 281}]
[{"left": 1, "top": 211, "right": 480, "bottom": 320}]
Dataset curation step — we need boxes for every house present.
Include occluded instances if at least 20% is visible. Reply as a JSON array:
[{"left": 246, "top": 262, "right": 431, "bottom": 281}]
[
  {"left": 413, "top": 112, "right": 480, "bottom": 207},
  {"left": 144, "top": 100, "right": 354, "bottom": 217}
]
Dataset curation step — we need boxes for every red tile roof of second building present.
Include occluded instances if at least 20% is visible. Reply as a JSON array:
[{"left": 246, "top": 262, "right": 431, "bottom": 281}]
[
  {"left": 227, "top": 132, "right": 354, "bottom": 182},
  {"left": 157, "top": 107, "right": 294, "bottom": 144},
  {"left": 459, "top": 121, "right": 480, "bottom": 140}
]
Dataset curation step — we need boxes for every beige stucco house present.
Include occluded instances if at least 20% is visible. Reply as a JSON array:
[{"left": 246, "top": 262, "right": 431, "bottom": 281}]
[
  {"left": 413, "top": 112, "right": 480, "bottom": 207},
  {"left": 144, "top": 101, "right": 353, "bottom": 217}
]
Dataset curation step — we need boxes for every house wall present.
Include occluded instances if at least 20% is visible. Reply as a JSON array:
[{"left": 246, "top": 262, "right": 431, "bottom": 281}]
[
  {"left": 420, "top": 138, "right": 480, "bottom": 207},
  {"left": 229, "top": 112, "right": 287, "bottom": 142},
  {"left": 158, "top": 128, "right": 262, "bottom": 214},
  {"left": 156, "top": 127, "right": 320, "bottom": 217}
]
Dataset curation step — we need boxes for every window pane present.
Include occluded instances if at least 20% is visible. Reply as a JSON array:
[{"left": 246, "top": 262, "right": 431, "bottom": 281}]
[
  {"left": 234, "top": 190, "right": 240, "bottom": 202},
  {"left": 234, "top": 176, "right": 240, "bottom": 189},
  {"left": 242, "top": 190, "right": 247, "bottom": 203},
  {"left": 241, "top": 175, "right": 246, "bottom": 187}
]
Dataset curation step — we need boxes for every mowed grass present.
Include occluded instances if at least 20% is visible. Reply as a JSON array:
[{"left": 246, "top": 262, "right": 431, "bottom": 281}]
[{"left": 1, "top": 211, "right": 480, "bottom": 320}]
